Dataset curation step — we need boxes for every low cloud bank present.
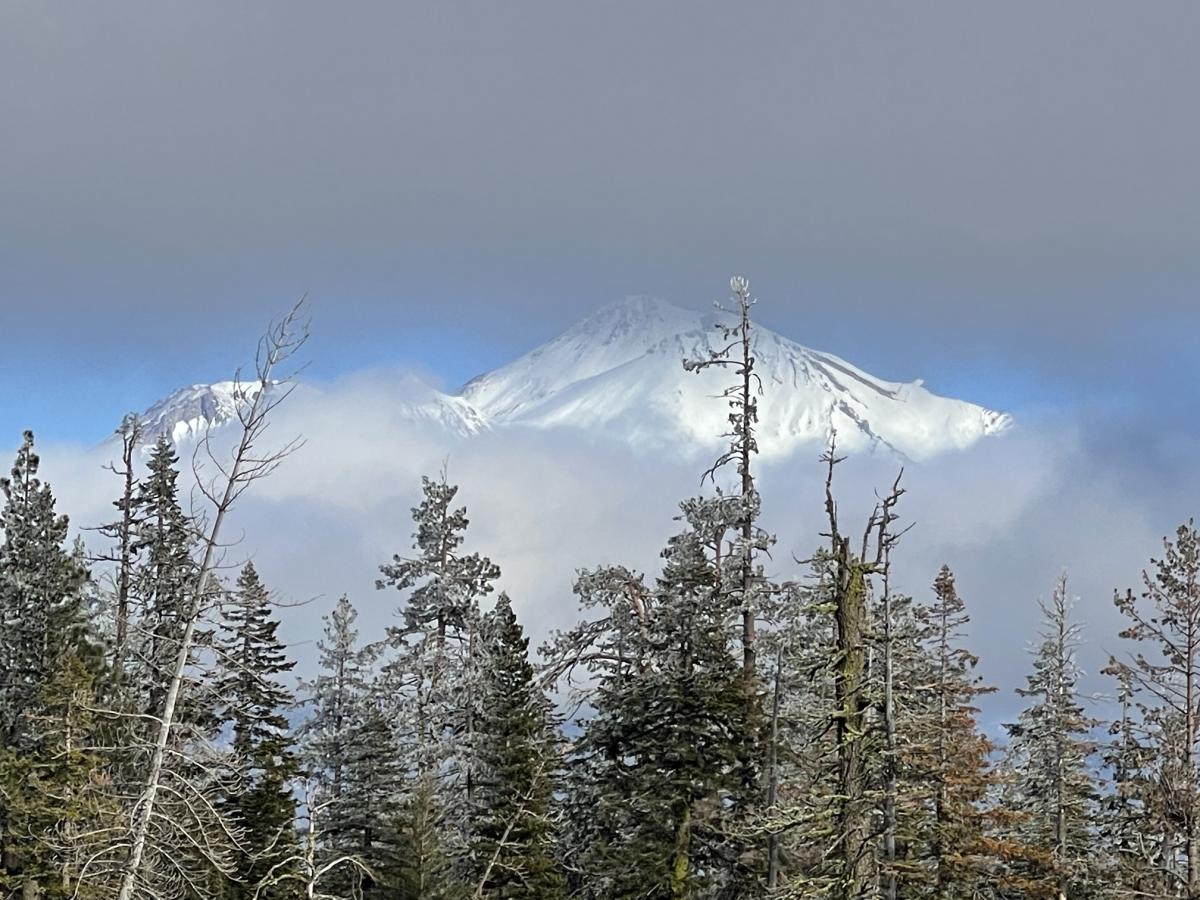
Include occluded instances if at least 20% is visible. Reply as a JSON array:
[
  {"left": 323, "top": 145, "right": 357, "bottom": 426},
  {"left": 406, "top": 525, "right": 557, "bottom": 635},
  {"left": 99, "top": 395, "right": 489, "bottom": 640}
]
[{"left": 33, "top": 370, "right": 1199, "bottom": 726}]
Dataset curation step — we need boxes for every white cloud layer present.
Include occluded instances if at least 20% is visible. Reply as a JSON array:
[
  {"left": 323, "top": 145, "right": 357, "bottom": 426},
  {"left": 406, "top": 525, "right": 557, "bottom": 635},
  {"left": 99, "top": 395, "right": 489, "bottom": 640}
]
[{"left": 33, "top": 369, "right": 1199, "bottom": 727}]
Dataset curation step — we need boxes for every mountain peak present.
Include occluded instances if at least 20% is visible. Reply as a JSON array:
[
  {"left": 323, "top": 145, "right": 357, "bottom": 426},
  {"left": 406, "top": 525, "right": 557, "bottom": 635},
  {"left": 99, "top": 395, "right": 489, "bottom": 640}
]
[
  {"left": 128, "top": 294, "right": 1011, "bottom": 462},
  {"left": 562, "top": 295, "right": 701, "bottom": 347},
  {"left": 460, "top": 296, "right": 703, "bottom": 418},
  {"left": 139, "top": 380, "right": 265, "bottom": 445},
  {"left": 588, "top": 293, "right": 691, "bottom": 319},
  {"left": 461, "top": 296, "right": 1012, "bottom": 460}
]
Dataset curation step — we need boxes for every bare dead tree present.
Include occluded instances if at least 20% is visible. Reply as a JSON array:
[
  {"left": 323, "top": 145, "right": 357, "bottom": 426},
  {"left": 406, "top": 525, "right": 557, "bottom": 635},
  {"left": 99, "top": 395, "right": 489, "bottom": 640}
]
[
  {"left": 820, "top": 436, "right": 906, "bottom": 900},
  {"left": 469, "top": 753, "right": 556, "bottom": 900},
  {"left": 683, "top": 274, "right": 765, "bottom": 679},
  {"left": 252, "top": 782, "right": 373, "bottom": 900},
  {"left": 872, "top": 473, "right": 907, "bottom": 900},
  {"left": 90, "top": 414, "right": 145, "bottom": 678},
  {"left": 113, "top": 301, "right": 309, "bottom": 900}
]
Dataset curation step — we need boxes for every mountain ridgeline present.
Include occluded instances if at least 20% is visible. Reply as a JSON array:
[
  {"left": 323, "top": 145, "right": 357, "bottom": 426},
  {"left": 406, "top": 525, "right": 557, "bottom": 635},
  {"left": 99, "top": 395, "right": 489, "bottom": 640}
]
[{"left": 131, "top": 295, "right": 1011, "bottom": 460}]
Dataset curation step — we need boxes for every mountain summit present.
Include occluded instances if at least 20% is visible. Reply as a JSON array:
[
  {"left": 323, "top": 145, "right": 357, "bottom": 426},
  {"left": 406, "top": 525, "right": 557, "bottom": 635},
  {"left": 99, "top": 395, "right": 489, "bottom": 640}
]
[
  {"left": 128, "top": 296, "right": 1011, "bottom": 461},
  {"left": 460, "top": 296, "right": 1010, "bottom": 459}
]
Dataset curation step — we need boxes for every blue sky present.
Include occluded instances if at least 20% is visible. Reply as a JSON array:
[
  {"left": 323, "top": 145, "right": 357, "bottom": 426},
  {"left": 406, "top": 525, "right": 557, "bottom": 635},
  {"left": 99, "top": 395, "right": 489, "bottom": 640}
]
[{"left": 1, "top": 1, "right": 1198, "bottom": 451}]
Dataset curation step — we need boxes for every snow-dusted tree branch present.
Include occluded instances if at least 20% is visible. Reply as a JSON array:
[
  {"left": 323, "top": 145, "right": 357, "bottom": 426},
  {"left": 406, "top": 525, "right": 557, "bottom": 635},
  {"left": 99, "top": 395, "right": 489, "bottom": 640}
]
[{"left": 113, "top": 301, "right": 309, "bottom": 900}]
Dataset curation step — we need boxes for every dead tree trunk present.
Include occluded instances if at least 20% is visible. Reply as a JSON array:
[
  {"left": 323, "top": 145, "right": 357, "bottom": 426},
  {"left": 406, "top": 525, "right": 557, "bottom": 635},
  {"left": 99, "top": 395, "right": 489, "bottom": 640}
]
[
  {"left": 110, "top": 415, "right": 142, "bottom": 676},
  {"left": 823, "top": 445, "right": 906, "bottom": 900},
  {"left": 115, "top": 302, "right": 307, "bottom": 900},
  {"left": 684, "top": 275, "right": 763, "bottom": 682},
  {"left": 874, "top": 472, "right": 905, "bottom": 900},
  {"left": 881, "top": 542, "right": 898, "bottom": 900},
  {"left": 824, "top": 447, "right": 871, "bottom": 900},
  {"left": 766, "top": 648, "right": 783, "bottom": 891},
  {"left": 734, "top": 276, "right": 757, "bottom": 680}
]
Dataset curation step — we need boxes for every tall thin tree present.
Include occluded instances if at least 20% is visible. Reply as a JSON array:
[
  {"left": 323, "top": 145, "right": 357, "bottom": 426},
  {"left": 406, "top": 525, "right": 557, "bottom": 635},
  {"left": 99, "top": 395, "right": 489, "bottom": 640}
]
[
  {"left": 1005, "top": 573, "right": 1098, "bottom": 899},
  {"left": 114, "top": 301, "right": 308, "bottom": 900},
  {"left": 683, "top": 275, "right": 766, "bottom": 679}
]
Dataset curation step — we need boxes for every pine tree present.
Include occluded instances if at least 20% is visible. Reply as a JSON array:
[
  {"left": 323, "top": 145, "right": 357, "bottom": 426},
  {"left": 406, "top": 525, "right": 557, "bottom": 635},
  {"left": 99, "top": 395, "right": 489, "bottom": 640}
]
[
  {"left": 0, "top": 430, "right": 90, "bottom": 747},
  {"left": 0, "top": 650, "right": 118, "bottom": 900},
  {"left": 216, "top": 562, "right": 299, "bottom": 899},
  {"left": 1003, "top": 574, "right": 1098, "bottom": 899},
  {"left": 0, "top": 432, "right": 93, "bottom": 897},
  {"left": 128, "top": 435, "right": 198, "bottom": 722},
  {"left": 752, "top": 553, "right": 843, "bottom": 897},
  {"left": 682, "top": 277, "right": 782, "bottom": 894},
  {"left": 299, "top": 595, "right": 403, "bottom": 896},
  {"left": 903, "top": 566, "right": 1002, "bottom": 898},
  {"left": 1097, "top": 664, "right": 1163, "bottom": 897},
  {"left": 824, "top": 456, "right": 879, "bottom": 900},
  {"left": 377, "top": 473, "right": 501, "bottom": 891},
  {"left": 468, "top": 594, "right": 563, "bottom": 899},
  {"left": 343, "top": 690, "right": 407, "bottom": 896},
  {"left": 378, "top": 475, "right": 500, "bottom": 653},
  {"left": 871, "top": 481, "right": 909, "bottom": 900},
  {"left": 1106, "top": 520, "right": 1200, "bottom": 897},
  {"left": 559, "top": 497, "right": 753, "bottom": 899},
  {"left": 299, "top": 595, "right": 374, "bottom": 855},
  {"left": 774, "top": 446, "right": 904, "bottom": 900}
]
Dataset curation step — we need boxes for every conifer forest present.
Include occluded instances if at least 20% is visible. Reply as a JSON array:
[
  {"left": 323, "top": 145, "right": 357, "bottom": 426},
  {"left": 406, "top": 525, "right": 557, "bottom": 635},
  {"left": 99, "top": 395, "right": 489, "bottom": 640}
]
[{"left": 0, "top": 288, "right": 1194, "bottom": 900}]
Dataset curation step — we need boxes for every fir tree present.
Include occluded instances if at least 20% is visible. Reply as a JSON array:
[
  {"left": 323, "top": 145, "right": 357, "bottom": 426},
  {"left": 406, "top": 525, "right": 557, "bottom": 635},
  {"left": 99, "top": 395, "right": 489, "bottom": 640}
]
[
  {"left": 1003, "top": 574, "right": 1098, "bottom": 899},
  {"left": 128, "top": 435, "right": 198, "bottom": 721},
  {"left": 875, "top": 587, "right": 929, "bottom": 898},
  {"left": 216, "top": 562, "right": 299, "bottom": 899},
  {"left": 1106, "top": 520, "right": 1200, "bottom": 897},
  {"left": 0, "top": 432, "right": 93, "bottom": 896},
  {"left": 300, "top": 601, "right": 412, "bottom": 896},
  {"left": 377, "top": 473, "right": 501, "bottom": 890},
  {"left": 560, "top": 497, "right": 753, "bottom": 899},
  {"left": 112, "top": 302, "right": 310, "bottom": 900},
  {"left": 1097, "top": 664, "right": 1163, "bottom": 897},
  {"left": 299, "top": 596, "right": 373, "bottom": 845},
  {"left": 468, "top": 594, "right": 563, "bottom": 899},
  {"left": 0, "top": 650, "right": 117, "bottom": 900},
  {"left": 752, "top": 553, "right": 843, "bottom": 897},
  {"left": 904, "top": 566, "right": 1004, "bottom": 898},
  {"left": 0, "top": 430, "right": 90, "bottom": 747},
  {"left": 343, "top": 691, "right": 407, "bottom": 896}
]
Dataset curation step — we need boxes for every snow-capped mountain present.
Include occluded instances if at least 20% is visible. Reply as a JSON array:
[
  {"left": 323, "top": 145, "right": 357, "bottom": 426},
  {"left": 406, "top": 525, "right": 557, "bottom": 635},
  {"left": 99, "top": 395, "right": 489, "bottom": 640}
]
[
  {"left": 140, "top": 381, "right": 267, "bottom": 445},
  {"left": 127, "top": 296, "right": 1011, "bottom": 461},
  {"left": 331, "top": 374, "right": 488, "bottom": 437},
  {"left": 461, "top": 296, "right": 1011, "bottom": 460},
  {"left": 133, "top": 376, "right": 487, "bottom": 446}
]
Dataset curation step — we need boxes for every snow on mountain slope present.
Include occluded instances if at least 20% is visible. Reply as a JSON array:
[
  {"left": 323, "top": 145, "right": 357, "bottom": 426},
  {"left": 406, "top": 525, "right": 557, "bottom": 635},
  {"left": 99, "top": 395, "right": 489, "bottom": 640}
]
[
  {"left": 461, "top": 296, "right": 701, "bottom": 419},
  {"left": 129, "top": 295, "right": 1010, "bottom": 461},
  {"left": 461, "top": 296, "right": 1012, "bottom": 460},
  {"left": 140, "top": 381, "right": 267, "bottom": 445},
  {"left": 134, "top": 377, "right": 486, "bottom": 447},
  {"left": 355, "top": 376, "right": 488, "bottom": 436}
]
